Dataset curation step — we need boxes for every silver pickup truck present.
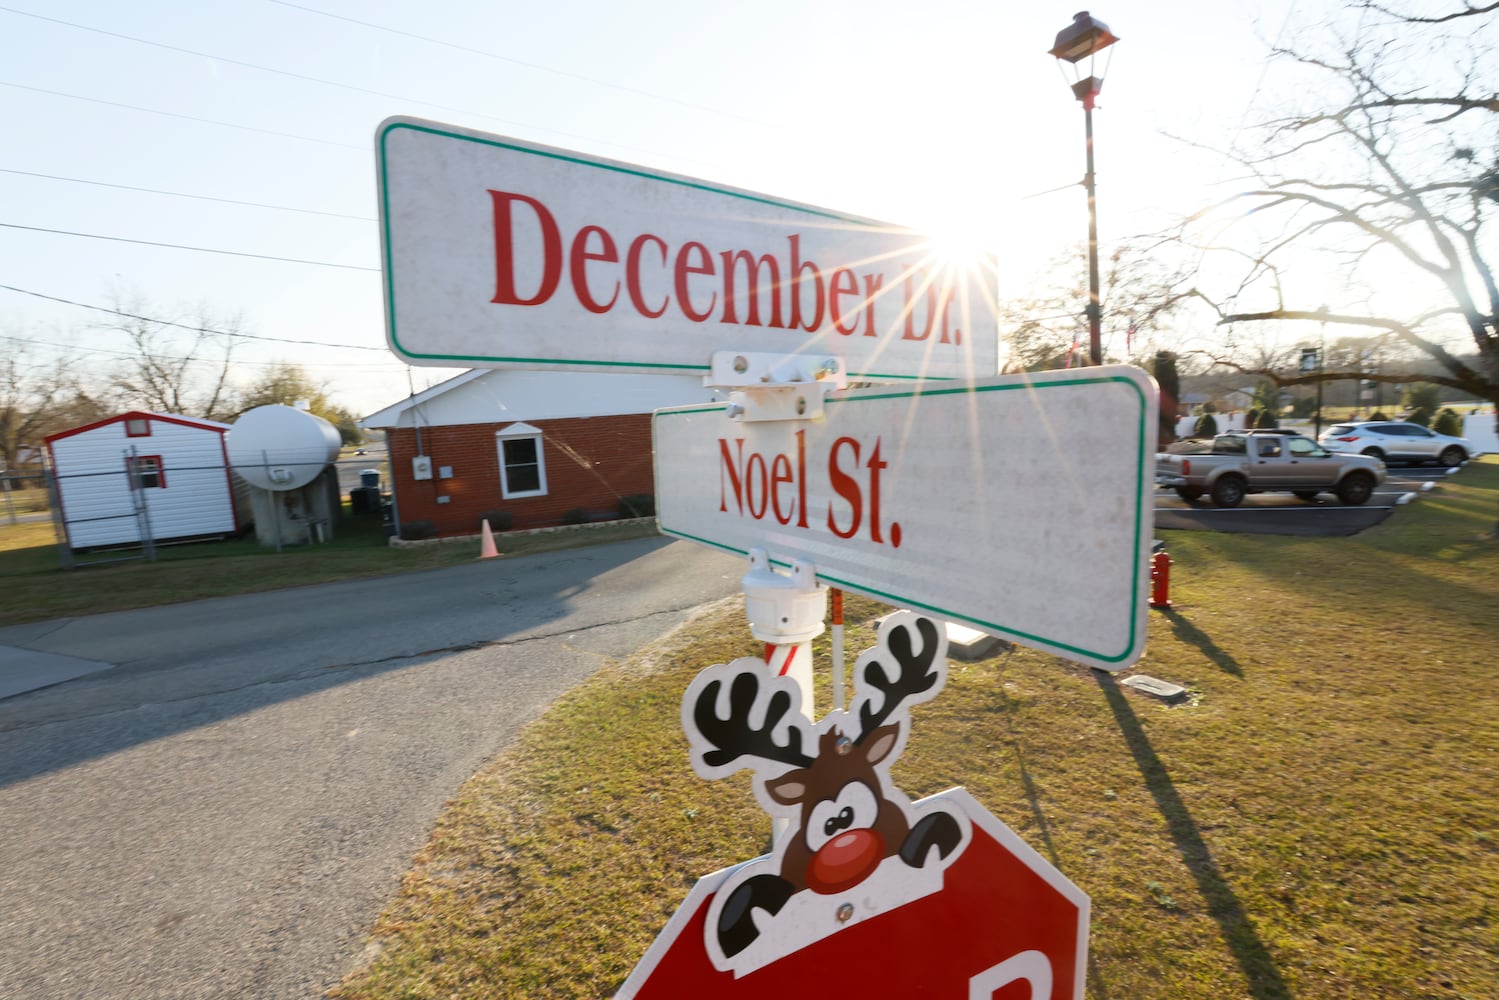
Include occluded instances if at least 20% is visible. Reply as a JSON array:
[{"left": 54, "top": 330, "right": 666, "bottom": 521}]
[{"left": 1156, "top": 430, "right": 1386, "bottom": 508}]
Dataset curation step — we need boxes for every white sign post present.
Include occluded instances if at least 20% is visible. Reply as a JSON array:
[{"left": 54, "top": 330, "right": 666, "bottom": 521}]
[
  {"left": 654, "top": 365, "right": 1157, "bottom": 671},
  {"left": 376, "top": 117, "right": 999, "bottom": 380}
]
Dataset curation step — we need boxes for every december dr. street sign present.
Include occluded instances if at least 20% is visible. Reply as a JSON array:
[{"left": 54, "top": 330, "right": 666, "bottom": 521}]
[
  {"left": 376, "top": 117, "right": 999, "bottom": 381},
  {"left": 653, "top": 365, "right": 1157, "bottom": 670}
]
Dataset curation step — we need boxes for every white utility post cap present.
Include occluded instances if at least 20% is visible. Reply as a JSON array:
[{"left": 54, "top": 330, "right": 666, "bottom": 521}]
[{"left": 741, "top": 549, "right": 826, "bottom": 645}]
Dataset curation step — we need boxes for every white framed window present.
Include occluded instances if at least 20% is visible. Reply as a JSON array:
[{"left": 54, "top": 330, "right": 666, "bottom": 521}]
[
  {"left": 129, "top": 455, "right": 166, "bottom": 489},
  {"left": 495, "top": 423, "right": 547, "bottom": 498}
]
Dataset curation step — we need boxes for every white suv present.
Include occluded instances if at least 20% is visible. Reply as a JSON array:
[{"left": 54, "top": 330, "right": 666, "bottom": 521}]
[{"left": 1318, "top": 421, "right": 1472, "bottom": 467}]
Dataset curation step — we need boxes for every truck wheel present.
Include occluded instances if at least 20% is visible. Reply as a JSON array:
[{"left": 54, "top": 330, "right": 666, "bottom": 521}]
[
  {"left": 1210, "top": 476, "right": 1246, "bottom": 508},
  {"left": 1293, "top": 490, "right": 1320, "bottom": 502},
  {"left": 1336, "top": 471, "right": 1375, "bottom": 505},
  {"left": 1174, "top": 486, "right": 1204, "bottom": 502},
  {"left": 1439, "top": 445, "right": 1466, "bottom": 467}
]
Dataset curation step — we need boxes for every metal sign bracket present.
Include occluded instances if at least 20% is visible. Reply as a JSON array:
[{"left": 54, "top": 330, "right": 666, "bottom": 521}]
[{"left": 705, "top": 351, "right": 847, "bottom": 423}]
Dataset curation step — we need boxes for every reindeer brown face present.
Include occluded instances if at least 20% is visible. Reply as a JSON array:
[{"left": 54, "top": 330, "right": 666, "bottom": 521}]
[
  {"left": 764, "top": 725, "right": 908, "bottom": 894},
  {"left": 681, "top": 613, "right": 968, "bottom": 968}
]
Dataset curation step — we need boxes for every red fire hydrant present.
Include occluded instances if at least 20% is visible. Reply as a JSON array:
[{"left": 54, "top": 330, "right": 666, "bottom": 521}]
[{"left": 1149, "top": 550, "right": 1173, "bottom": 610}]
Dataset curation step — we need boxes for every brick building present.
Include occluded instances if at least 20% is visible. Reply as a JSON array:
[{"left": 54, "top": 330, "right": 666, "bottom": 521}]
[{"left": 360, "top": 370, "right": 719, "bottom": 537}]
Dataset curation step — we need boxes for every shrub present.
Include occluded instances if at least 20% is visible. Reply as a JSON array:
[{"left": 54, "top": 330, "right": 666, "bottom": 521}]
[
  {"left": 1407, "top": 406, "right": 1433, "bottom": 427},
  {"left": 478, "top": 510, "right": 514, "bottom": 532},
  {"left": 1246, "top": 407, "right": 1261, "bottom": 429},
  {"left": 1370, "top": 411, "right": 1391, "bottom": 421},
  {"left": 560, "top": 507, "right": 593, "bottom": 526},
  {"left": 1255, "top": 409, "right": 1279, "bottom": 429},
  {"left": 399, "top": 519, "right": 435, "bottom": 541},
  {"left": 1194, "top": 413, "right": 1219, "bottom": 437},
  {"left": 617, "top": 494, "right": 655, "bottom": 518},
  {"left": 1433, "top": 408, "right": 1463, "bottom": 436}
]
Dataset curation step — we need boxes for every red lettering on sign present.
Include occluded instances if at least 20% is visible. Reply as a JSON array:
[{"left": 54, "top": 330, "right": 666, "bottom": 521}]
[
  {"left": 675, "top": 242, "right": 717, "bottom": 322},
  {"left": 860, "top": 273, "right": 883, "bottom": 337},
  {"left": 570, "top": 225, "right": 620, "bottom": 314},
  {"left": 901, "top": 266, "right": 935, "bottom": 342},
  {"left": 490, "top": 190, "right": 562, "bottom": 306},
  {"left": 866, "top": 437, "right": 888, "bottom": 544},
  {"left": 719, "top": 438, "right": 746, "bottom": 514},
  {"left": 626, "top": 234, "right": 670, "bottom": 318},
  {"left": 717, "top": 432, "right": 810, "bottom": 528},
  {"left": 794, "top": 429, "right": 809, "bottom": 528},
  {"left": 788, "top": 234, "right": 825, "bottom": 333},
  {"left": 485, "top": 189, "right": 965, "bottom": 358},
  {"left": 826, "top": 435, "right": 900, "bottom": 547},
  {"left": 744, "top": 451, "right": 769, "bottom": 519},
  {"left": 720, "top": 250, "right": 785, "bottom": 328},
  {"left": 827, "top": 436, "right": 862, "bottom": 539},
  {"left": 830, "top": 267, "right": 860, "bottom": 335}
]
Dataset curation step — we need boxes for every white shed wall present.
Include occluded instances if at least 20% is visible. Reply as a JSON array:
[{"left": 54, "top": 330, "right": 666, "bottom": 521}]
[{"left": 50, "top": 416, "right": 245, "bottom": 548}]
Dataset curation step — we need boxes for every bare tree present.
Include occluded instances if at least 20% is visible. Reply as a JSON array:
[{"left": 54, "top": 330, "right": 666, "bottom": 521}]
[
  {"left": 1162, "top": 3, "right": 1498, "bottom": 529},
  {"left": 0, "top": 337, "right": 104, "bottom": 472},
  {"left": 105, "top": 293, "right": 244, "bottom": 422},
  {"left": 1003, "top": 243, "right": 1197, "bottom": 371}
]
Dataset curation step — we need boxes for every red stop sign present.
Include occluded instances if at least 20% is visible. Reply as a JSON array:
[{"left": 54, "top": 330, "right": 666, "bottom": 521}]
[{"left": 618, "top": 788, "right": 1088, "bottom": 999}]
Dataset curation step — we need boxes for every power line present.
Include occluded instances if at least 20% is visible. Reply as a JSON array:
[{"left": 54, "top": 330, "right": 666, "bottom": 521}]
[
  {"left": 0, "top": 223, "right": 379, "bottom": 271},
  {"left": 0, "top": 6, "right": 687, "bottom": 161},
  {"left": 265, "top": 0, "right": 774, "bottom": 130},
  {"left": 0, "top": 81, "right": 367, "bottom": 151},
  {"left": 0, "top": 167, "right": 376, "bottom": 221},
  {"left": 0, "top": 329, "right": 402, "bottom": 370},
  {"left": 0, "top": 284, "right": 388, "bottom": 352}
]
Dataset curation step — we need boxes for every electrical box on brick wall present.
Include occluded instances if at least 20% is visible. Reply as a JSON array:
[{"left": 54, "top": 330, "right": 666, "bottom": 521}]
[{"left": 412, "top": 455, "right": 433, "bottom": 480}]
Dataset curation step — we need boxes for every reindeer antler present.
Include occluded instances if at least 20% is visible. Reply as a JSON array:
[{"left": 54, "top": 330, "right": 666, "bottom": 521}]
[
  {"left": 856, "top": 616, "right": 942, "bottom": 744},
  {"left": 693, "top": 669, "right": 815, "bottom": 771}
]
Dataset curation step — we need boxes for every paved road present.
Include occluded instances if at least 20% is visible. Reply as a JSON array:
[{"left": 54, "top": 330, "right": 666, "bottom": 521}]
[
  {"left": 1152, "top": 467, "right": 1452, "bottom": 536},
  {"left": 0, "top": 536, "right": 742, "bottom": 999}
]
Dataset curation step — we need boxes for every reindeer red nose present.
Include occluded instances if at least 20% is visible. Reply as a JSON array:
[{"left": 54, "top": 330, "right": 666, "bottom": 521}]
[{"left": 806, "top": 829, "right": 885, "bottom": 894}]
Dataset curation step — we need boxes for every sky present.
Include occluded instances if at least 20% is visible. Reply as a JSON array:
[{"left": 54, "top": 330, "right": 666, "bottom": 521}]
[{"left": 0, "top": 0, "right": 1315, "bottom": 418}]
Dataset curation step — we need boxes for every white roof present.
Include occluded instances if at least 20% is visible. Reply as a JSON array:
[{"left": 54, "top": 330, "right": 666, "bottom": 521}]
[{"left": 360, "top": 369, "right": 720, "bottom": 430}]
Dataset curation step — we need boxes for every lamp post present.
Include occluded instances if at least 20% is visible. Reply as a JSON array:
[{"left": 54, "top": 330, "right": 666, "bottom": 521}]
[{"left": 1050, "top": 11, "right": 1119, "bottom": 367}]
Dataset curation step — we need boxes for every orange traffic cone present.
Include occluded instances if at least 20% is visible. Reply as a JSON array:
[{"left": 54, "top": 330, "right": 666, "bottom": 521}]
[{"left": 479, "top": 518, "right": 499, "bottom": 559}]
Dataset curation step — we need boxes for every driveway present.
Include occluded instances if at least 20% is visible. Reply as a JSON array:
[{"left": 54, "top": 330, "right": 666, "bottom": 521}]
[
  {"left": 0, "top": 536, "right": 742, "bottom": 999},
  {"left": 1152, "top": 467, "right": 1453, "bottom": 536}
]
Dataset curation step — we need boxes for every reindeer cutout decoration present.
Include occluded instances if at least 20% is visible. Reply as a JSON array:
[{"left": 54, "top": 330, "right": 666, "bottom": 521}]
[{"left": 680, "top": 611, "right": 971, "bottom": 976}]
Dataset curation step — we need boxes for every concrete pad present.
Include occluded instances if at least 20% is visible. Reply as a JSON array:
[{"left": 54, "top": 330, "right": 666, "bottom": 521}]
[
  {"left": 873, "top": 613, "right": 1011, "bottom": 661},
  {"left": 1121, "top": 674, "right": 1188, "bottom": 704},
  {"left": 944, "top": 623, "right": 1010, "bottom": 661},
  {"left": 0, "top": 646, "right": 113, "bottom": 701}
]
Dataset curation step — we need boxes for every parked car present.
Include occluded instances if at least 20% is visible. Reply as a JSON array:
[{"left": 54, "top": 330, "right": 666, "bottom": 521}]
[
  {"left": 1156, "top": 429, "right": 1385, "bottom": 507},
  {"left": 1318, "top": 421, "right": 1473, "bottom": 466}
]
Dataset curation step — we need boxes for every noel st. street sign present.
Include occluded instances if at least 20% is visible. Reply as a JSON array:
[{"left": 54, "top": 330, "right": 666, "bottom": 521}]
[{"left": 653, "top": 365, "right": 1156, "bottom": 670}]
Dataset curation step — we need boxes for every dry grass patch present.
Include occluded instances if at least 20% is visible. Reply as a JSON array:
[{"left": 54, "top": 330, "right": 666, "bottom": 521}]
[{"left": 332, "top": 460, "right": 1499, "bottom": 999}]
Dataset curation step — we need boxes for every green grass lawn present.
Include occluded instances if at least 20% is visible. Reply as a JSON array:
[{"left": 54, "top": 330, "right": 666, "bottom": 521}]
[{"left": 328, "top": 459, "right": 1499, "bottom": 1000}]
